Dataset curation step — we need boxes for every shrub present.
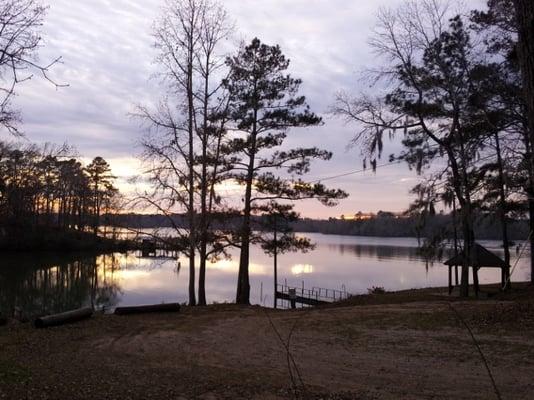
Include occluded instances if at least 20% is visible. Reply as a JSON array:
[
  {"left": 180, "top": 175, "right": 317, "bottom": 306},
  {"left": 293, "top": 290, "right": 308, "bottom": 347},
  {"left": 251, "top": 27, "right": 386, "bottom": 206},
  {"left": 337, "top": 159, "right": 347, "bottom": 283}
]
[{"left": 367, "top": 286, "right": 386, "bottom": 295}]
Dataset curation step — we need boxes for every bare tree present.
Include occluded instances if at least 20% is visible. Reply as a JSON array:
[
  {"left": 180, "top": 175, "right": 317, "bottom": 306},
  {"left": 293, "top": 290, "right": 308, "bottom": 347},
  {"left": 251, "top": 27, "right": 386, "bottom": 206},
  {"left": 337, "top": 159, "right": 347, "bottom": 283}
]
[
  {"left": 136, "top": 0, "right": 232, "bottom": 305},
  {"left": 137, "top": 0, "right": 203, "bottom": 306},
  {"left": 195, "top": 2, "right": 233, "bottom": 305},
  {"left": 0, "top": 0, "right": 64, "bottom": 135}
]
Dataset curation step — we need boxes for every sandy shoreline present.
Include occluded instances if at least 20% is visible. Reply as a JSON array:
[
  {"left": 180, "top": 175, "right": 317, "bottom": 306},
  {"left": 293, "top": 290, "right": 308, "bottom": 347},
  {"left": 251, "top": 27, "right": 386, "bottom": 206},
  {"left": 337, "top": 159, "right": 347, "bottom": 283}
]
[{"left": 1, "top": 285, "right": 533, "bottom": 399}]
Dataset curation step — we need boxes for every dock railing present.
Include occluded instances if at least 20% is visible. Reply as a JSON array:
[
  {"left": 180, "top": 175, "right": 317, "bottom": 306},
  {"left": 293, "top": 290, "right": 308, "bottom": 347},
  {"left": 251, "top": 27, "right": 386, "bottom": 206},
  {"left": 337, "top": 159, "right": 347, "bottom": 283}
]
[
  {"left": 310, "top": 286, "right": 350, "bottom": 302},
  {"left": 276, "top": 283, "right": 351, "bottom": 308}
]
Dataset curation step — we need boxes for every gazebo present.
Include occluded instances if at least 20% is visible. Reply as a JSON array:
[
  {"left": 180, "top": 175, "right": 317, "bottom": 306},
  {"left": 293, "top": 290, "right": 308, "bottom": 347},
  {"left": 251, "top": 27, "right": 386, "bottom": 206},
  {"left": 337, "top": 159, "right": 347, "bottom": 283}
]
[{"left": 444, "top": 243, "right": 510, "bottom": 296}]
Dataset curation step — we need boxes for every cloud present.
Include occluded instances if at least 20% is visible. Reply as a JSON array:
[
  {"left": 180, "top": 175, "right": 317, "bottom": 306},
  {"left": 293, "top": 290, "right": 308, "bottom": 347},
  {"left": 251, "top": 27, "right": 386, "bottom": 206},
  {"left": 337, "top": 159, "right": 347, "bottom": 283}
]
[{"left": 6, "top": 0, "right": 486, "bottom": 217}]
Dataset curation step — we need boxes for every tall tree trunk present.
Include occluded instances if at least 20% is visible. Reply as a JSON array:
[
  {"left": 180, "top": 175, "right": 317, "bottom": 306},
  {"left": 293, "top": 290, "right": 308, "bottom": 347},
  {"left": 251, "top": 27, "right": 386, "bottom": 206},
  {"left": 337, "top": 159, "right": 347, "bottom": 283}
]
[
  {"left": 460, "top": 207, "right": 471, "bottom": 297},
  {"left": 495, "top": 132, "right": 511, "bottom": 288},
  {"left": 237, "top": 162, "right": 254, "bottom": 304},
  {"left": 452, "top": 196, "right": 459, "bottom": 285},
  {"left": 461, "top": 148, "right": 475, "bottom": 297},
  {"left": 514, "top": 0, "right": 534, "bottom": 284},
  {"left": 187, "top": 37, "right": 196, "bottom": 306},
  {"left": 447, "top": 146, "right": 472, "bottom": 297},
  {"left": 273, "top": 220, "right": 278, "bottom": 309},
  {"left": 530, "top": 199, "right": 534, "bottom": 283},
  {"left": 237, "top": 124, "right": 257, "bottom": 305},
  {"left": 198, "top": 219, "right": 207, "bottom": 306},
  {"left": 236, "top": 77, "right": 259, "bottom": 305},
  {"left": 198, "top": 56, "right": 210, "bottom": 306}
]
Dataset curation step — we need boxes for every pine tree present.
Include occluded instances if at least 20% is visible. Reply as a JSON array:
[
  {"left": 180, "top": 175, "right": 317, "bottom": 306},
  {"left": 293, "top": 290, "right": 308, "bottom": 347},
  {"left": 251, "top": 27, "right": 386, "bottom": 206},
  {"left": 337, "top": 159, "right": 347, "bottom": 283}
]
[
  {"left": 224, "top": 38, "right": 346, "bottom": 304},
  {"left": 85, "top": 157, "right": 117, "bottom": 235}
]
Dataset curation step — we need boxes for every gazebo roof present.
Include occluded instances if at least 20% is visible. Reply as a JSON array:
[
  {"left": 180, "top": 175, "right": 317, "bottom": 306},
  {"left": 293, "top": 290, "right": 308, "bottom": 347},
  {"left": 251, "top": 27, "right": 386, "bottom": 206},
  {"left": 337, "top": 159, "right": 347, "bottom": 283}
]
[{"left": 444, "top": 243, "right": 507, "bottom": 269}]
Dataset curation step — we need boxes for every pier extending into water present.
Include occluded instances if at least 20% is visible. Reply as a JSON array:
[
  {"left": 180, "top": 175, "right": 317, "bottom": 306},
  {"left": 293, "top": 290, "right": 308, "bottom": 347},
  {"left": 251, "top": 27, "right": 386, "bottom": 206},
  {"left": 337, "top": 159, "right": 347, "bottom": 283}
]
[
  {"left": 138, "top": 238, "right": 181, "bottom": 259},
  {"left": 275, "top": 283, "right": 351, "bottom": 308}
]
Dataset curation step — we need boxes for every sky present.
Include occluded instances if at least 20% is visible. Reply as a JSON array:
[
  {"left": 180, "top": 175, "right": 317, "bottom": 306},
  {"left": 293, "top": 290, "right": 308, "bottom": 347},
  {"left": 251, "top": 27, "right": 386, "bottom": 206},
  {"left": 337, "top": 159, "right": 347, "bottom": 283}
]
[{"left": 8, "top": 0, "right": 485, "bottom": 219}]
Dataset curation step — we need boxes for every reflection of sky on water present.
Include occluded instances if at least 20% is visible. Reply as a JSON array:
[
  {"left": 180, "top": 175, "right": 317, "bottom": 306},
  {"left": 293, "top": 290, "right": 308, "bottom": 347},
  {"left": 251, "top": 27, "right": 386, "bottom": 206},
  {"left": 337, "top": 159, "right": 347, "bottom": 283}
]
[
  {"left": 1, "top": 234, "right": 531, "bottom": 314},
  {"left": 108, "top": 233, "right": 532, "bottom": 307}
]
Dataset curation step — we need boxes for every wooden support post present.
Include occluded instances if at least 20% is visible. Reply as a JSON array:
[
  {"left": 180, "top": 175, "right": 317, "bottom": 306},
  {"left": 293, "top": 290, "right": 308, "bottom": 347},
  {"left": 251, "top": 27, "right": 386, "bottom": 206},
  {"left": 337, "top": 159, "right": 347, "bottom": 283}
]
[
  {"left": 473, "top": 267, "right": 480, "bottom": 298},
  {"left": 289, "top": 288, "right": 296, "bottom": 309},
  {"left": 448, "top": 266, "right": 453, "bottom": 295},
  {"left": 454, "top": 266, "right": 459, "bottom": 286}
]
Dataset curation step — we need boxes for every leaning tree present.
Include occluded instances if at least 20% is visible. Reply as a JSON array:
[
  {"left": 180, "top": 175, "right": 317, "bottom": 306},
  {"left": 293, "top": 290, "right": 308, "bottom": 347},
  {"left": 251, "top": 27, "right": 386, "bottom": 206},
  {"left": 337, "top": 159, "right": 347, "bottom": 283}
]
[{"left": 332, "top": 1, "right": 501, "bottom": 296}]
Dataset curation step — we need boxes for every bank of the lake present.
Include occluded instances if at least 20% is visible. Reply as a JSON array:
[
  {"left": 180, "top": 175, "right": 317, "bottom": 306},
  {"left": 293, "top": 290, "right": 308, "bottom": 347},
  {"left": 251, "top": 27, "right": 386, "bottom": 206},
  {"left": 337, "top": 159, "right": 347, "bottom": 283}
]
[
  {"left": 1, "top": 284, "right": 534, "bottom": 400},
  {"left": 1, "top": 233, "right": 531, "bottom": 320},
  {"left": 0, "top": 226, "right": 136, "bottom": 252}
]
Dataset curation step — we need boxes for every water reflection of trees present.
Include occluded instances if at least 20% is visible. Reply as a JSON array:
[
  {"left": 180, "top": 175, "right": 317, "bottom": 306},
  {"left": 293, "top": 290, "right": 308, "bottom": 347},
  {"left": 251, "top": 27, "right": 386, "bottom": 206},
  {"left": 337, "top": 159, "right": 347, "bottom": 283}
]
[
  {"left": 328, "top": 243, "right": 425, "bottom": 261},
  {"left": 0, "top": 253, "right": 122, "bottom": 318}
]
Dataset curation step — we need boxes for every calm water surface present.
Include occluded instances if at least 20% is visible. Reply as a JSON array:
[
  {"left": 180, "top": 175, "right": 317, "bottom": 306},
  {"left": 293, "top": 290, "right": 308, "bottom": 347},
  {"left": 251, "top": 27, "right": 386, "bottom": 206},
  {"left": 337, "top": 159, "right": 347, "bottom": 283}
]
[{"left": 0, "top": 233, "right": 530, "bottom": 316}]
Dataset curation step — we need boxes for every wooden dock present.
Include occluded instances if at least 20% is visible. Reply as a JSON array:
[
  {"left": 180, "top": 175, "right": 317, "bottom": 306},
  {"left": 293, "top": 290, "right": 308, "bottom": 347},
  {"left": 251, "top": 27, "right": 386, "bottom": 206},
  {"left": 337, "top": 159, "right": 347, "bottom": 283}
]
[
  {"left": 139, "top": 238, "right": 181, "bottom": 259},
  {"left": 275, "top": 291, "right": 329, "bottom": 306},
  {"left": 275, "top": 284, "right": 351, "bottom": 308},
  {"left": 99, "top": 230, "right": 184, "bottom": 259}
]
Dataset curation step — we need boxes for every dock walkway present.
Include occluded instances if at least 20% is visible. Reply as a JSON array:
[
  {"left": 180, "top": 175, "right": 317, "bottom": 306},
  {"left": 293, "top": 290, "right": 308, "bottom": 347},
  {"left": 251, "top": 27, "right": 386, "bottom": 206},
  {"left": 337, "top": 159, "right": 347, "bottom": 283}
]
[{"left": 275, "top": 284, "right": 351, "bottom": 308}]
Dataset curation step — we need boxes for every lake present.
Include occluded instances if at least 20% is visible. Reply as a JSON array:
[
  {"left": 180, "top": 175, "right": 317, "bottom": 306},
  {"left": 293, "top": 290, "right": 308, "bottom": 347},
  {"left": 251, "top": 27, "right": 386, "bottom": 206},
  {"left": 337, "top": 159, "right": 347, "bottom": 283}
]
[{"left": 0, "top": 233, "right": 531, "bottom": 317}]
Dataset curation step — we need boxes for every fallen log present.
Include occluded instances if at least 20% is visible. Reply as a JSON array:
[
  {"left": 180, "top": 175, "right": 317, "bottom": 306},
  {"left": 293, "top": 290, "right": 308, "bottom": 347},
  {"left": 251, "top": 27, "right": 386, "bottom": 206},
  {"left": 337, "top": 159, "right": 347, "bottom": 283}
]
[
  {"left": 34, "top": 307, "right": 94, "bottom": 328},
  {"left": 114, "top": 303, "right": 181, "bottom": 315}
]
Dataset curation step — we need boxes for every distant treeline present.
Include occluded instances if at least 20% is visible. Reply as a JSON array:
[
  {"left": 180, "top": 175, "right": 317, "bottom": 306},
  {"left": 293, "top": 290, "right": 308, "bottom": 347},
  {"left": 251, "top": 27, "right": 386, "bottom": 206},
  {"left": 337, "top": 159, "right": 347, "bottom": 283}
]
[
  {"left": 0, "top": 143, "right": 121, "bottom": 250},
  {"left": 108, "top": 212, "right": 529, "bottom": 241},
  {"left": 292, "top": 215, "right": 529, "bottom": 241}
]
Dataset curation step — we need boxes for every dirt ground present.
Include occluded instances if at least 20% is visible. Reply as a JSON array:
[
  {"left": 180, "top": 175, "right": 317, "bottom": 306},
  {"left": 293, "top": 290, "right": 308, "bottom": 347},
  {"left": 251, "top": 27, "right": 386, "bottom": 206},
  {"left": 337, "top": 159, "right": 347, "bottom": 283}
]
[{"left": 1, "top": 287, "right": 534, "bottom": 400}]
